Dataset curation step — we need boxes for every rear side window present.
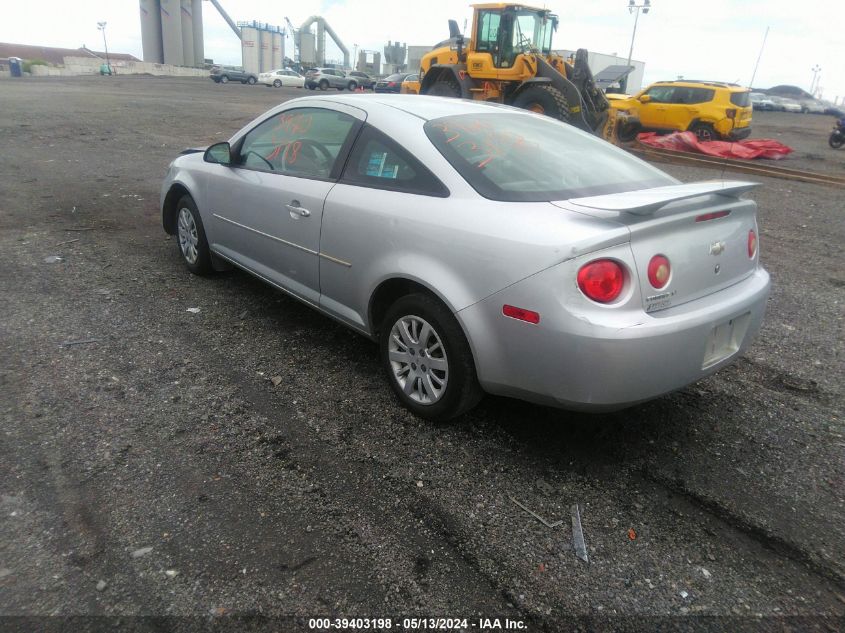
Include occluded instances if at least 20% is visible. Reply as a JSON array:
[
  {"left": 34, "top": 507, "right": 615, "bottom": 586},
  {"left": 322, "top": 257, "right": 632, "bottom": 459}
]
[
  {"left": 342, "top": 125, "right": 448, "bottom": 197},
  {"left": 730, "top": 91, "right": 751, "bottom": 107},
  {"left": 424, "top": 113, "right": 675, "bottom": 202},
  {"left": 671, "top": 87, "right": 715, "bottom": 104}
]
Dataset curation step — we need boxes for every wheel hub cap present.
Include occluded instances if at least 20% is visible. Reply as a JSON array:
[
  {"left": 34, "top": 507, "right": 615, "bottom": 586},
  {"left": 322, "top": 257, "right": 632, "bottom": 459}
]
[
  {"left": 388, "top": 315, "right": 449, "bottom": 405},
  {"left": 177, "top": 207, "right": 199, "bottom": 264}
]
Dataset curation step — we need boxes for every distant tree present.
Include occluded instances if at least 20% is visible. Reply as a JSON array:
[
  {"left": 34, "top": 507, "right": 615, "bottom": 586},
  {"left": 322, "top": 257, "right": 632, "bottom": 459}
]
[{"left": 22, "top": 59, "right": 49, "bottom": 73}]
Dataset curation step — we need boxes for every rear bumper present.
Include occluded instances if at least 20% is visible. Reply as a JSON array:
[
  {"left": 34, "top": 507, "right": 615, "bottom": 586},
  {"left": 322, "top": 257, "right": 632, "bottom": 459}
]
[{"left": 458, "top": 263, "right": 770, "bottom": 412}]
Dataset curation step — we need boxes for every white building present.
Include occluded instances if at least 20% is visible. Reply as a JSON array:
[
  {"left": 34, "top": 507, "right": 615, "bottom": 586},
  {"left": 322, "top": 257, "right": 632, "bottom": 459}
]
[{"left": 556, "top": 49, "right": 645, "bottom": 94}]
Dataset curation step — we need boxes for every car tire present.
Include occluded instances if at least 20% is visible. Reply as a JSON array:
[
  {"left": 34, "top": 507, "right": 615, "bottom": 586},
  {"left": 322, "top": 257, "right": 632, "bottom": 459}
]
[
  {"left": 425, "top": 76, "right": 461, "bottom": 98},
  {"left": 380, "top": 293, "right": 482, "bottom": 421},
  {"left": 347, "top": 80, "right": 358, "bottom": 91},
  {"left": 616, "top": 120, "right": 641, "bottom": 143},
  {"left": 220, "top": 75, "right": 229, "bottom": 84},
  {"left": 273, "top": 79, "right": 282, "bottom": 88},
  {"left": 175, "top": 195, "right": 213, "bottom": 276},
  {"left": 319, "top": 79, "right": 329, "bottom": 91},
  {"left": 247, "top": 76, "right": 256, "bottom": 85},
  {"left": 511, "top": 84, "right": 571, "bottom": 123},
  {"left": 690, "top": 122, "right": 717, "bottom": 142}
]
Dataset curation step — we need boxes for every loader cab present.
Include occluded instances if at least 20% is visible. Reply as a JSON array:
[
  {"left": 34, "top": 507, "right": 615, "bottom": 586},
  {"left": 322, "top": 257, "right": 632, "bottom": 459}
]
[{"left": 470, "top": 5, "right": 558, "bottom": 74}]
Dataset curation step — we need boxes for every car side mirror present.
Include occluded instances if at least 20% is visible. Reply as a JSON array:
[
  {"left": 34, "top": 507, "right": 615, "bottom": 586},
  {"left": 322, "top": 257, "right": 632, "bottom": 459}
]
[
  {"left": 204, "top": 142, "right": 232, "bottom": 165},
  {"left": 639, "top": 94, "right": 651, "bottom": 103}
]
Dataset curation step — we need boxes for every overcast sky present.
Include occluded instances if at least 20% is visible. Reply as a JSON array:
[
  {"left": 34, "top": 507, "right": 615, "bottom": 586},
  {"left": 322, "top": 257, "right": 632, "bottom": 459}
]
[{"left": 1, "top": 0, "right": 841, "bottom": 101}]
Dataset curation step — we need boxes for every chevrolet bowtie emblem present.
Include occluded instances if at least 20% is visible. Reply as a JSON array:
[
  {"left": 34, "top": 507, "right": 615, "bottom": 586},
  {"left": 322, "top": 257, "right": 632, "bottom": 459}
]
[{"left": 709, "top": 240, "right": 726, "bottom": 256}]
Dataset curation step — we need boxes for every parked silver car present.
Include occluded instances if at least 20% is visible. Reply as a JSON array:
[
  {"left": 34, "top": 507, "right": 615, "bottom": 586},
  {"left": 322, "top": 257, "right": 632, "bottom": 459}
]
[
  {"left": 161, "top": 95, "right": 770, "bottom": 420},
  {"left": 304, "top": 67, "right": 356, "bottom": 91}
]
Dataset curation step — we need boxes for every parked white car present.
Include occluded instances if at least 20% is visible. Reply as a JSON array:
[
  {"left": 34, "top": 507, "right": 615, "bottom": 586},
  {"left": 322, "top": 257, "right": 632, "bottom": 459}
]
[
  {"left": 771, "top": 96, "right": 802, "bottom": 113},
  {"left": 749, "top": 92, "right": 776, "bottom": 111},
  {"left": 800, "top": 100, "right": 826, "bottom": 114},
  {"left": 259, "top": 69, "right": 305, "bottom": 88}
]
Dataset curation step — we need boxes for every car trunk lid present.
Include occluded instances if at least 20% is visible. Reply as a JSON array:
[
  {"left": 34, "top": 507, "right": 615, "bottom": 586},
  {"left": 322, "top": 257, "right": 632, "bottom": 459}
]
[{"left": 554, "top": 180, "right": 761, "bottom": 313}]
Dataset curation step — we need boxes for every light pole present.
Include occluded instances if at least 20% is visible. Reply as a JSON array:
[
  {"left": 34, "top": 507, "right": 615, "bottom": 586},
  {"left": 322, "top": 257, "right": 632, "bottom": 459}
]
[
  {"left": 626, "top": 0, "right": 651, "bottom": 68},
  {"left": 625, "top": 0, "right": 650, "bottom": 92},
  {"left": 97, "top": 21, "right": 113, "bottom": 75},
  {"left": 810, "top": 64, "right": 821, "bottom": 96}
]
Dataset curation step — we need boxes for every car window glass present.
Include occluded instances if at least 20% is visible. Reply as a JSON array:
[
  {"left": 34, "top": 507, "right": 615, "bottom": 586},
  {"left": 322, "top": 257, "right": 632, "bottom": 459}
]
[
  {"left": 476, "top": 10, "right": 501, "bottom": 52},
  {"left": 238, "top": 107, "right": 357, "bottom": 179},
  {"left": 425, "top": 113, "right": 675, "bottom": 202},
  {"left": 645, "top": 86, "right": 674, "bottom": 103},
  {"left": 342, "top": 125, "right": 448, "bottom": 197},
  {"left": 671, "top": 87, "right": 714, "bottom": 104},
  {"left": 730, "top": 91, "right": 751, "bottom": 107}
]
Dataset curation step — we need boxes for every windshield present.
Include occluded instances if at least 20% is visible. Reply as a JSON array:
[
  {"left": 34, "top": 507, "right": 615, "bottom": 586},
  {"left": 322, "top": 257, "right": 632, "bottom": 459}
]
[
  {"left": 511, "top": 10, "right": 556, "bottom": 54},
  {"left": 424, "top": 113, "right": 676, "bottom": 202}
]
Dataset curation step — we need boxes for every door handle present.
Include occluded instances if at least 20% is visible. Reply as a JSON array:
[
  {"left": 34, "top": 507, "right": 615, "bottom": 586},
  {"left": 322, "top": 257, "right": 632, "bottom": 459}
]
[{"left": 285, "top": 201, "right": 311, "bottom": 218}]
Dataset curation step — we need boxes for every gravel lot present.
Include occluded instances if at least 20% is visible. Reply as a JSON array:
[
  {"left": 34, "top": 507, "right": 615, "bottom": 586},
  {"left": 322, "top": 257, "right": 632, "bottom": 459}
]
[{"left": 1, "top": 76, "right": 843, "bottom": 632}]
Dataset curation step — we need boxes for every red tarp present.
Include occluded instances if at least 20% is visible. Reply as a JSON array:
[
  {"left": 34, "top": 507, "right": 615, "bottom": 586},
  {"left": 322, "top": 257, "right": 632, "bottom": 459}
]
[{"left": 637, "top": 131, "right": 794, "bottom": 160}]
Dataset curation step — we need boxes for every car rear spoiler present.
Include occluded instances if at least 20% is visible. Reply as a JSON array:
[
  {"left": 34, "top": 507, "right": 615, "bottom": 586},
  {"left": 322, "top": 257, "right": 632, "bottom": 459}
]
[{"left": 568, "top": 180, "right": 760, "bottom": 215}]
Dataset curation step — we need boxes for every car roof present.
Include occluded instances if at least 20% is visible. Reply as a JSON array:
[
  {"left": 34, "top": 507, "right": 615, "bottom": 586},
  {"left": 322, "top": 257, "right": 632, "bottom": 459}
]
[
  {"left": 652, "top": 80, "right": 747, "bottom": 91},
  {"left": 282, "top": 94, "right": 517, "bottom": 121}
]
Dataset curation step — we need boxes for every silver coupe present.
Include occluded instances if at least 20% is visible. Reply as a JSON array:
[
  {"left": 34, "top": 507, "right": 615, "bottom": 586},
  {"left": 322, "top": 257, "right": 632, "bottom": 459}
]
[{"left": 161, "top": 95, "right": 770, "bottom": 420}]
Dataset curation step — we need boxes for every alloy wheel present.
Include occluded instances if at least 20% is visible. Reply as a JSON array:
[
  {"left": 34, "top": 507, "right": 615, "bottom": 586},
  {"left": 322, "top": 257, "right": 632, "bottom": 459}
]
[
  {"left": 177, "top": 207, "right": 199, "bottom": 264},
  {"left": 388, "top": 315, "right": 449, "bottom": 405}
]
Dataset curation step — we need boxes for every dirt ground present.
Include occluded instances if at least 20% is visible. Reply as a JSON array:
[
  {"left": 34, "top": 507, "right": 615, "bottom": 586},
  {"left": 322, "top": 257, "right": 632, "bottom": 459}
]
[{"left": 0, "top": 76, "right": 843, "bottom": 632}]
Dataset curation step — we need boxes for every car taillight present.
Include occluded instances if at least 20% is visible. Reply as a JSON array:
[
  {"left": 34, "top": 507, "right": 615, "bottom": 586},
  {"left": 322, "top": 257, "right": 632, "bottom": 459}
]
[
  {"left": 647, "top": 255, "right": 671, "bottom": 289},
  {"left": 577, "top": 259, "right": 625, "bottom": 303},
  {"left": 748, "top": 229, "right": 757, "bottom": 258},
  {"left": 388, "top": 81, "right": 396, "bottom": 87},
  {"left": 726, "top": 108, "right": 737, "bottom": 119}
]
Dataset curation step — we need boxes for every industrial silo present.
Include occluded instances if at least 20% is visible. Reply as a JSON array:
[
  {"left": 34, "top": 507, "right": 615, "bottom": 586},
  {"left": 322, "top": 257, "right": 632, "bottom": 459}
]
[
  {"left": 272, "top": 31, "right": 283, "bottom": 70},
  {"left": 260, "top": 29, "right": 273, "bottom": 73},
  {"left": 191, "top": 0, "right": 204, "bottom": 66},
  {"left": 300, "top": 32, "right": 316, "bottom": 68},
  {"left": 159, "top": 0, "right": 184, "bottom": 66},
  {"left": 179, "top": 0, "right": 195, "bottom": 67},
  {"left": 139, "top": 0, "right": 163, "bottom": 63},
  {"left": 241, "top": 25, "right": 260, "bottom": 74}
]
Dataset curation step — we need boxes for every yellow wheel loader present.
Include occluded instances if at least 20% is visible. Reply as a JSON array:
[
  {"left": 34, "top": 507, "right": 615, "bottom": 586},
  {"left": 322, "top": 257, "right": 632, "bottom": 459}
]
[{"left": 419, "top": 3, "right": 637, "bottom": 143}]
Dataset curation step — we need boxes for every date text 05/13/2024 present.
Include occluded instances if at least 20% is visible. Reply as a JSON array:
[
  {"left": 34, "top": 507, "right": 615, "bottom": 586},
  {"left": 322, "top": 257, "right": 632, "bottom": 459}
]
[{"left": 307, "top": 617, "right": 527, "bottom": 630}]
